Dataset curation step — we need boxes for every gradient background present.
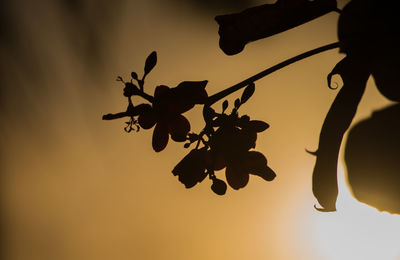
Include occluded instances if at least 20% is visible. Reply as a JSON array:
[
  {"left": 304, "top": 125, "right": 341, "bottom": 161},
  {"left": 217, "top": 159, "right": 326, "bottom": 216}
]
[{"left": 1, "top": 0, "right": 400, "bottom": 259}]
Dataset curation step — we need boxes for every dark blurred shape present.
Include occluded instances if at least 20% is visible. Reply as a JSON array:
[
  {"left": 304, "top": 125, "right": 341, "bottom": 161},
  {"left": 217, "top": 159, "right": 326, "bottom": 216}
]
[
  {"left": 170, "top": 0, "right": 255, "bottom": 14},
  {"left": 311, "top": 0, "right": 400, "bottom": 212},
  {"left": 338, "top": 0, "right": 400, "bottom": 102},
  {"left": 311, "top": 57, "right": 369, "bottom": 212},
  {"left": 345, "top": 104, "right": 400, "bottom": 214},
  {"left": 215, "top": 0, "right": 337, "bottom": 55},
  {"left": 173, "top": 148, "right": 209, "bottom": 188}
]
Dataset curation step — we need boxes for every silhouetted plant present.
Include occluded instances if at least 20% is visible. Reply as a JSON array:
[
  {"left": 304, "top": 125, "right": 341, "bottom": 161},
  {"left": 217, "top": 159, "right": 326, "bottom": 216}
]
[{"left": 103, "top": 0, "right": 400, "bottom": 213}]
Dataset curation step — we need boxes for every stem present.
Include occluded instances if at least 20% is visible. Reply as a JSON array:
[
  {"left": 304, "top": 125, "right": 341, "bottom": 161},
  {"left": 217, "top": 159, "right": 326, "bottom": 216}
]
[
  {"left": 137, "top": 91, "right": 154, "bottom": 103},
  {"left": 206, "top": 42, "right": 339, "bottom": 106}
]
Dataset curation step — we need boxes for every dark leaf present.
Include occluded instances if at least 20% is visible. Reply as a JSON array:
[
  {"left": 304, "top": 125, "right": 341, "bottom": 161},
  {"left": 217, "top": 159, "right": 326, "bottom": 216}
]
[
  {"left": 241, "top": 82, "right": 255, "bottom": 104},
  {"left": 144, "top": 51, "right": 157, "bottom": 76},
  {"left": 247, "top": 120, "right": 269, "bottom": 132},
  {"left": 222, "top": 100, "right": 228, "bottom": 113},
  {"left": 172, "top": 148, "right": 208, "bottom": 188},
  {"left": 152, "top": 121, "right": 169, "bottom": 152},
  {"left": 211, "top": 178, "right": 227, "bottom": 195},
  {"left": 184, "top": 143, "right": 190, "bottom": 148},
  {"left": 131, "top": 72, "right": 138, "bottom": 79},
  {"left": 215, "top": 0, "right": 337, "bottom": 55}
]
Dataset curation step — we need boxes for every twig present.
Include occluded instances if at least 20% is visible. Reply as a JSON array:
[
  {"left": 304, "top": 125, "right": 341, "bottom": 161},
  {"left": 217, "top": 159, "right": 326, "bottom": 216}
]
[{"left": 206, "top": 42, "right": 340, "bottom": 105}]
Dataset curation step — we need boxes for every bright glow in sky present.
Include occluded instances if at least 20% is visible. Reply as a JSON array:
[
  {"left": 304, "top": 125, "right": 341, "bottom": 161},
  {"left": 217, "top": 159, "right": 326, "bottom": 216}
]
[
  {"left": 1, "top": 0, "right": 400, "bottom": 259},
  {"left": 312, "top": 165, "right": 400, "bottom": 260}
]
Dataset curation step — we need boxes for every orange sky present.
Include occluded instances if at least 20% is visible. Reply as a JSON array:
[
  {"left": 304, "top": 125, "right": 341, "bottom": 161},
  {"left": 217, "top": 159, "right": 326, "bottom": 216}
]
[{"left": 1, "top": 0, "right": 399, "bottom": 259}]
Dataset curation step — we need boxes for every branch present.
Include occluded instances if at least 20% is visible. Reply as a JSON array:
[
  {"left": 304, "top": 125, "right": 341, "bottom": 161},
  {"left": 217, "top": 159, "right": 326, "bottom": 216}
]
[{"left": 206, "top": 42, "right": 340, "bottom": 106}]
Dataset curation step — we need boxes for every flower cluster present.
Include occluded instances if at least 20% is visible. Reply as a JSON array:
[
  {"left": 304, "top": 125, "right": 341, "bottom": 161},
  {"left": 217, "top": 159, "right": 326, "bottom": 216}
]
[
  {"left": 102, "top": 51, "right": 208, "bottom": 152},
  {"left": 173, "top": 83, "right": 276, "bottom": 195},
  {"left": 103, "top": 52, "right": 276, "bottom": 196}
]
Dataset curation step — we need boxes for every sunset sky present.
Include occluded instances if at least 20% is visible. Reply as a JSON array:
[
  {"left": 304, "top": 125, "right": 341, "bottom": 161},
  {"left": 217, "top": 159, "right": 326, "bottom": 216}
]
[{"left": 1, "top": 0, "right": 399, "bottom": 259}]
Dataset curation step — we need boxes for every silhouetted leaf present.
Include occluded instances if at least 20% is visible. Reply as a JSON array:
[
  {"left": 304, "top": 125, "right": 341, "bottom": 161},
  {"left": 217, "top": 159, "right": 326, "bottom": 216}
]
[
  {"left": 131, "top": 71, "right": 138, "bottom": 80},
  {"left": 215, "top": 0, "right": 337, "bottom": 55},
  {"left": 172, "top": 148, "right": 208, "bottom": 188},
  {"left": 144, "top": 51, "right": 157, "bottom": 76},
  {"left": 211, "top": 178, "right": 227, "bottom": 195},
  {"left": 184, "top": 143, "right": 190, "bottom": 148},
  {"left": 247, "top": 120, "right": 269, "bottom": 132},
  {"left": 222, "top": 100, "right": 228, "bottom": 113},
  {"left": 241, "top": 82, "right": 255, "bottom": 104}
]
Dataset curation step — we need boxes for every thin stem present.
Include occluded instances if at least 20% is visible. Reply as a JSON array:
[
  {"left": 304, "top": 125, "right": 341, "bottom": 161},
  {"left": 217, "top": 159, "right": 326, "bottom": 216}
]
[{"left": 206, "top": 42, "right": 340, "bottom": 106}]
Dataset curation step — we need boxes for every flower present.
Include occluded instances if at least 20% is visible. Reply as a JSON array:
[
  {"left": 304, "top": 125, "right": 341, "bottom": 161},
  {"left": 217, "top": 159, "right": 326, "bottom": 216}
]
[
  {"left": 138, "top": 81, "right": 208, "bottom": 152},
  {"left": 172, "top": 112, "right": 275, "bottom": 193},
  {"left": 209, "top": 121, "right": 275, "bottom": 190}
]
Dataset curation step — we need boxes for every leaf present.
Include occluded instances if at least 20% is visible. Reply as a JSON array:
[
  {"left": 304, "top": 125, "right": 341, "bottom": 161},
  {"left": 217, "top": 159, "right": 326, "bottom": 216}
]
[
  {"left": 222, "top": 100, "right": 228, "bottom": 113},
  {"left": 215, "top": 0, "right": 337, "bottom": 55},
  {"left": 144, "top": 51, "right": 157, "bottom": 76},
  {"left": 131, "top": 72, "right": 138, "bottom": 79},
  {"left": 247, "top": 120, "right": 269, "bottom": 132},
  {"left": 241, "top": 83, "right": 255, "bottom": 104}
]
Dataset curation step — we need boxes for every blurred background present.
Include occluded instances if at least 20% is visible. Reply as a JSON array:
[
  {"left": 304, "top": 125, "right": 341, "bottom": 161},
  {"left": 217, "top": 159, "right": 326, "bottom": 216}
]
[{"left": 1, "top": 0, "right": 399, "bottom": 259}]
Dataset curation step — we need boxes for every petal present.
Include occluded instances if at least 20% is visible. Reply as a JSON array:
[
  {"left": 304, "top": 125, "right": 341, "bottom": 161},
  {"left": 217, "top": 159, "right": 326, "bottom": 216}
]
[
  {"left": 138, "top": 110, "right": 157, "bottom": 129},
  {"left": 172, "top": 148, "right": 208, "bottom": 188},
  {"left": 154, "top": 85, "right": 170, "bottom": 98},
  {"left": 134, "top": 103, "right": 152, "bottom": 116},
  {"left": 225, "top": 163, "right": 249, "bottom": 190},
  {"left": 168, "top": 115, "right": 190, "bottom": 142},
  {"left": 174, "top": 80, "right": 208, "bottom": 104},
  {"left": 152, "top": 122, "right": 169, "bottom": 152},
  {"left": 245, "top": 151, "right": 275, "bottom": 181},
  {"left": 168, "top": 103, "right": 194, "bottom": 115}
]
